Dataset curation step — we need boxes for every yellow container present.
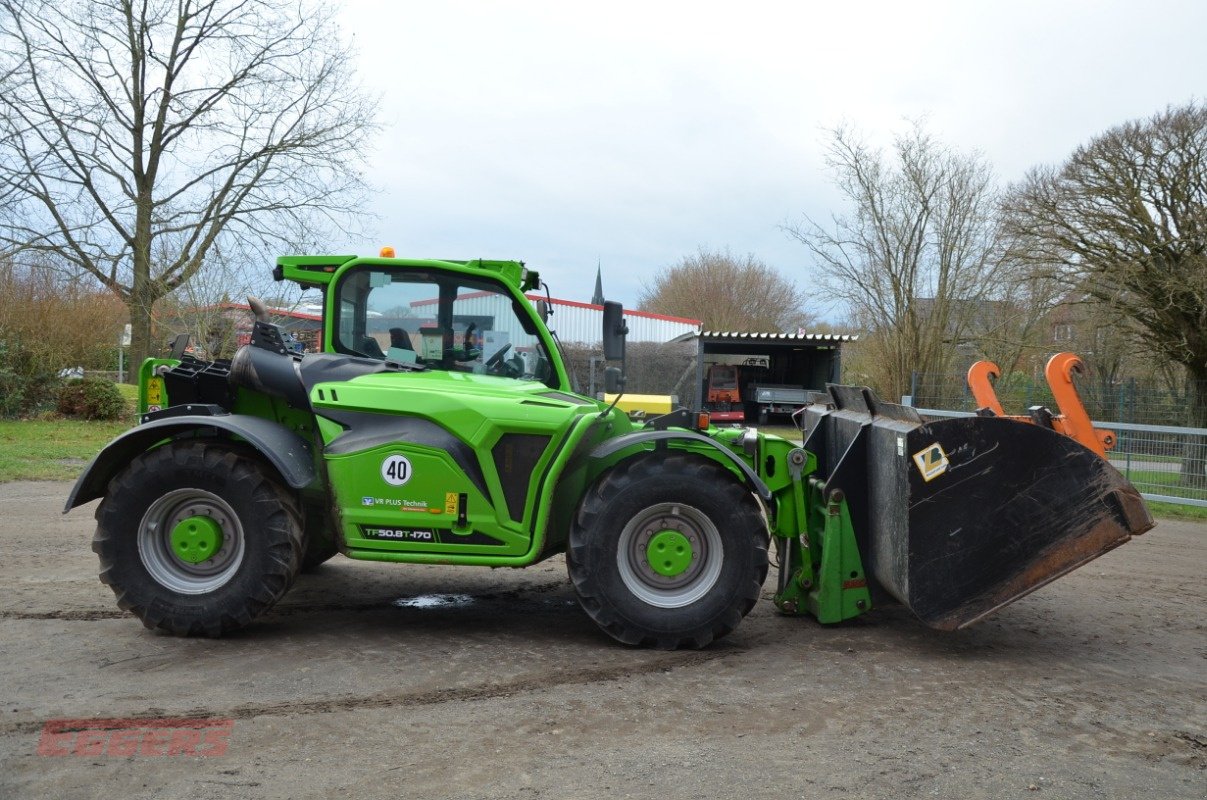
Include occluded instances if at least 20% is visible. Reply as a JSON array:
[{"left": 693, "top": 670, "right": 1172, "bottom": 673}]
[{"left": 603, "top": 393, "right": 677, "bottom": 416}]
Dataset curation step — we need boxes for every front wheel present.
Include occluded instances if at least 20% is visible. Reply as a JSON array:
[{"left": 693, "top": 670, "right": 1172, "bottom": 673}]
[
  {"left": 567, "top": 454, "right": 768, "bottom": 649},
  {"left": 92, "top": 441, "right": 303, "bottom": 636}
]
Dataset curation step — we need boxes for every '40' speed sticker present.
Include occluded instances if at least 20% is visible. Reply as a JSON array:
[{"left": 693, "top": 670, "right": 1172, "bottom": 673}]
[
  {"left": 912, "top": 443, "right": 949, "bottom": 482},
  {"left": 381, "top": 455, "right": 413, "bottom": 486}
]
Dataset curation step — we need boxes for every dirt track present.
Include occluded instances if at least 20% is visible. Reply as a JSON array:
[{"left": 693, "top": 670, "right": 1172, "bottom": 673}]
[{"left": 0, "top": 480, "right": 1203, "bottom": 799}]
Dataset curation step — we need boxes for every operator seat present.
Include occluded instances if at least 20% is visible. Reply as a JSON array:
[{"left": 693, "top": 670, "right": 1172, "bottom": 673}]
[
  {"left": 230, "top": 345, "right": 390, "bottom": 410},
  {"left": 389, "top": 327, "right": 415, "bottom": 352}
]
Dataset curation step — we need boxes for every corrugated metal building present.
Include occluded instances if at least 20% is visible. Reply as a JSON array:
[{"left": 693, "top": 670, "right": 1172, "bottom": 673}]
[
  {"left": 408, "top": 292, "right": 700, "bottom": 345},
  {"left": 529, "top": 295, "right": 700, "bottom": 344}
]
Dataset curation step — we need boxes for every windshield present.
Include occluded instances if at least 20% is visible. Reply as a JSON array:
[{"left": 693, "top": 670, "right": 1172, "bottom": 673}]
[{"left": 333, "top": 266, "right": 554, "bottom": 385}]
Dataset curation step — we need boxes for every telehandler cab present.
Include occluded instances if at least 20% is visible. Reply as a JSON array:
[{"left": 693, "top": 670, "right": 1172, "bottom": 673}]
[{"left": 66, "top": 252, "right": 1153, "bottom": 648}]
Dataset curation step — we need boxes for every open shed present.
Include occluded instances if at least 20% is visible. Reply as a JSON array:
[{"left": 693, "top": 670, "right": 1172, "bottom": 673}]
[{"left": 691, "top": 331, "right": 856, "bottom": 424}]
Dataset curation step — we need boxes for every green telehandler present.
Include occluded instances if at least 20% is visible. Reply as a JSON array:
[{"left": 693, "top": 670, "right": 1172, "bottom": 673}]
[{"left": 65, "top": 253, "right": 1153, "bottom": 648}]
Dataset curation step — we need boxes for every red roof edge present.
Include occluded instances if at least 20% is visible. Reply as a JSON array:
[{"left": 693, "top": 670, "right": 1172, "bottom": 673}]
[{"left": 524, "top": 294, "right": 701, "bottom": 326}]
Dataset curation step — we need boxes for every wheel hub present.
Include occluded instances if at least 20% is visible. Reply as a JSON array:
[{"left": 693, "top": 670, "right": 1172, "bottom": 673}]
[
  {"left": 646, "top": 529, "right": 694, "bottom": 577},
  {"left": 169, "top": 515, "right": 224, "bottom": 564}
]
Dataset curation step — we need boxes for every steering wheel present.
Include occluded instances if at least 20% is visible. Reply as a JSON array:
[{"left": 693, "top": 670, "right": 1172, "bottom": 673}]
[{"left": 485, "top": 343, "right": 513, "bottom": 372}]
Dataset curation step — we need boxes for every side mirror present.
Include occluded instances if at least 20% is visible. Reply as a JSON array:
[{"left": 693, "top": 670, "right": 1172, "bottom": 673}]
[
  {"left": 602, "top": 301, "right": 627, "bottom": 361},
  {"left": 536, "top": 299, "right": 550, "bottom": 323}
]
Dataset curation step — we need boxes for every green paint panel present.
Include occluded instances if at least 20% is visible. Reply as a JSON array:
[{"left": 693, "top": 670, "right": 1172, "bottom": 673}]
[
  {"left": 317, "top": 371, "right": 612, "bottom": 565},
  {"left": 772, "top": 476, "right": 872, "bottom": 624},
  {"left": 327, "top": 439, "right": 516, "bottom": 556},
  {"left": 137, "top": 358, "right": 178, "bottom": 415}
]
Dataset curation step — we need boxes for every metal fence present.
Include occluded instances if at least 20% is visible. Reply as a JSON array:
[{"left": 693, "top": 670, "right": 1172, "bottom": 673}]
[
  {"left": 909, "top": 371, "right": 1207, "bottom": 428},
  {"left": 560, "top": 341, "right": 698, "bottom": 399},
  {"left": 907, "top": 405, "right": 1207, "bottom": 508}
]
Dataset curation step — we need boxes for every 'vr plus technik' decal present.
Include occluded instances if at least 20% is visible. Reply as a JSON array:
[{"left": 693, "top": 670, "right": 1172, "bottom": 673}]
[{"left": 360, "top": 497, "right": 441, "bottom": 514}]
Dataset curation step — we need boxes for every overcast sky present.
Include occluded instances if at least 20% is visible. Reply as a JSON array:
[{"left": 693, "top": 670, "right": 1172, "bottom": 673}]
[{"left": 332, "top": 0, "right": 1206, "bottom": 319}]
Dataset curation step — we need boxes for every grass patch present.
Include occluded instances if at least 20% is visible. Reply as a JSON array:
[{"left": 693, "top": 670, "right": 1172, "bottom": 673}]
[
  {"left": 1145, "top": 500, "right": 1207, "bottom": 521},
  {"left": 1122, "top": 469, "right": 1207, "bottom": 520},
  {"left": 754, "top": 424, "right": 803, "bottom": 443},
  {"left": 0, "top": 412, "right": 1201, "bottom": 525},
  {"left": 115, "top": 382, "right": 139, "bottom": 407},
  {"left": 1119, "top": 468, "right": 1207, "bottom": 500},
  {"left": 0, "top": 418, "right": 131, "bottom": 482}
]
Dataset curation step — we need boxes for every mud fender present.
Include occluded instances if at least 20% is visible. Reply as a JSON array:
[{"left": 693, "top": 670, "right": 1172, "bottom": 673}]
[
  {"left": 589, "top": 430, "right": 771, "bottom": 501},
  {"left": 64, "top": 413, "right": 316, "bottom": 512}
]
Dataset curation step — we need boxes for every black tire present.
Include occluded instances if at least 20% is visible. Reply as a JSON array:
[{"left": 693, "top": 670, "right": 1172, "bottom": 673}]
[
  {"left": 567, "top": 454, "right": 769, "bottom": 649},
  {"left": 299, "top": 535, "right": 338, "bottom": 573},
  {"left": 296, "top": 494, "right": 339, "bottom": 573},
  {"left": 92, "top": 441, "right": 303, "bottom": 636}
]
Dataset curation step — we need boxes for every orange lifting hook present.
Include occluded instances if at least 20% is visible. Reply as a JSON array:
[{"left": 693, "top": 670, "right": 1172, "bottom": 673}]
[
  {"left": 967, "top": 361, "right": 1006, "bottom": 417},
  {"left": 965, "top": 353, "right": 1115, "bottom": 459}
]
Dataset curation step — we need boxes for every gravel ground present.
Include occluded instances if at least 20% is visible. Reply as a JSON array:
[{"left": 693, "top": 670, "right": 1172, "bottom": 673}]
[{"left": 0, "top": 480, "right": 1203, "bottom": 799}]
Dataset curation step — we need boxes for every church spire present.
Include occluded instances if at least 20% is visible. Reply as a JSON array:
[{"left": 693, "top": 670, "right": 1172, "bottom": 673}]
[{"left": 591, "top": 261, "right": 604, "bottom": 305}]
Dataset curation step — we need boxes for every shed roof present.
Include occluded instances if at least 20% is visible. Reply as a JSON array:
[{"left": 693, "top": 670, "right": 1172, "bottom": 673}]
[{"left": 688, "top": 331, "right": 858, "bottom": 344}]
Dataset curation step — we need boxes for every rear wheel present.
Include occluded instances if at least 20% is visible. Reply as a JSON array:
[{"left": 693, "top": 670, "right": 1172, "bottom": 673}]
[
  {"left": 298, "top": 501, "right": 339, "bottom": 572},
  {"left": 300, "top": 536, "right": 339, "bottom": 573},
  {"left": 567, "top": 454, "right": 768, "bottom": 649},
  {"left": 92, "top": 441, "right": 303, "bottom": 636}
]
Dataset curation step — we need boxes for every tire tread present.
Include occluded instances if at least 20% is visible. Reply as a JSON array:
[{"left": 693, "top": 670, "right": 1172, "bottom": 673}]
[
  {"left": 91, "top": 441, "right": 303, "bottom": 637},
  {"left": 568, "top": 454, "right": 768, "bottom": 649}
]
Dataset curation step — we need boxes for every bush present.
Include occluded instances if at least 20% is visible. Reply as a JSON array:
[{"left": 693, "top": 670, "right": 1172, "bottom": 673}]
[
  {"left": 0, "top": 339, "right": 60, "bottom": 417},
  {"left": 0, "top": 367, "right": 59, "bottom": 418},
  {"left": 56, "top": 377, "right": 128, "bottom": 421}
]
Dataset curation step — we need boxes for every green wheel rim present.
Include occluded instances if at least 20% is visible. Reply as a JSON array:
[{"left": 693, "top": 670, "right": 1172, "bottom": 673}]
[
  {"left": 646, "top": 530, "right": 693, "bottom": 577},
  {"left": 170, "top": 516, "right": 224, "bottom": 564}
]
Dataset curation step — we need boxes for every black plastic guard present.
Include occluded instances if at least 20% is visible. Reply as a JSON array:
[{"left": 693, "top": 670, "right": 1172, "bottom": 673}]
[{"left": 807, "top": 388, "right": 1154, "bottom": 630}]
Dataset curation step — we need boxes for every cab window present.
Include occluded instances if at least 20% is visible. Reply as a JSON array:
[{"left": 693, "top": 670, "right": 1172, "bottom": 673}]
[{"left": 334, "top": 267, "right": 554, "bottom": 385}]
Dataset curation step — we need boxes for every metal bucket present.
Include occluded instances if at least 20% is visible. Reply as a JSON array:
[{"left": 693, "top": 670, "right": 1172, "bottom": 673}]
[{"left": 801, "top": 386, "right": 1154, "bottom": 630}]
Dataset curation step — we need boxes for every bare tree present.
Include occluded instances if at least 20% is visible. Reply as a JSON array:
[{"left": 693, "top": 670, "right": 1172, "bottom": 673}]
[
  {"left": 1003, "top": 101, "right": 1207, "bottom": 484},
  {"left": 1003, "top": 102, "right": 1207, "bottom": 418},
  {"left": 639, "top": 247, "right": 814, "bottom": 332},
  {"left": 786, "top": 123, "right": 1009, "bottom": 400},
  {"left": 0, "top": 0, "right": 375, "bottom": 372},
  {"left": 156, "top": 234, "right": 286, "bottom": 360}
]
